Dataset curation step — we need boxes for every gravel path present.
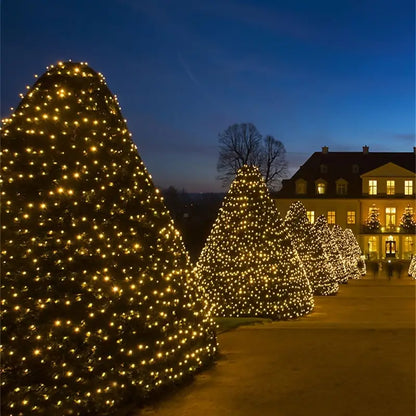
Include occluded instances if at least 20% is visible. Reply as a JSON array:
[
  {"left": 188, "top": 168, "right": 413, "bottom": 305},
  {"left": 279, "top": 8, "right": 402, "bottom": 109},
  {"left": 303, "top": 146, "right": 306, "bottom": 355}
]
[{"left": 137, "top": 279, "right": 415, "bottom": 416}]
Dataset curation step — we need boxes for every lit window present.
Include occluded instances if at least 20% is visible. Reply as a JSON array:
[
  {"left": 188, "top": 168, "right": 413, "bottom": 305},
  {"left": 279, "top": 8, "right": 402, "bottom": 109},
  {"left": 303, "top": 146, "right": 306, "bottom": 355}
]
[
  {"left": 296, "top": 180, "right": 307, "bottom": 194},
  {"left": 347, "top": 211, "right": 356, "bottom": 224},
  {"left": 307, "top": 211, "right": 315, "bottom": 224},
  {"left": 316, "top": 182, "right": 326, "bottom": 195},
  {"left": 368, "top": 180, "right": 377, "bottom": 195},
  {"left": 405, "top": 180, "right": 413, "bottom": 195},
  {"left": 336, "top": 183, "right": 347, "bottom": 195},
  {"left": 327, "top": 211, "right": 335, "bottom": 224},
  {"left": 368, "top": 236, "right": 377, "bottom": 252},
  {"left": 385, "top": 207, "right": 396, "bottom": 227},
  {"left": 404, "top": 236, "right": 414, "bottom": 253},
  {"left": 386, "top": 180, "right": 395, "bottom": 195}
]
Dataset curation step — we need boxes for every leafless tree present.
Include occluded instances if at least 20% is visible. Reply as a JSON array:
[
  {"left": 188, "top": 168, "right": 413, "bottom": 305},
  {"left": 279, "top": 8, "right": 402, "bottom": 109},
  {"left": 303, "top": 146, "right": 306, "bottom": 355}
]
[
  {"left": 261, "top": 135, "right": 288, "bottom": 191},
  {"left": 217, "top": 123, "right": 288, "bottom": 191}
]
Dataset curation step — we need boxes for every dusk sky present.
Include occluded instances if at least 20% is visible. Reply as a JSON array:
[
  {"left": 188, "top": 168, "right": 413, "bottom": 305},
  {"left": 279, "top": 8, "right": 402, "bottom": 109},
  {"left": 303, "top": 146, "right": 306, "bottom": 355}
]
[{"left": 2, "top": 0, "right": 415, "bottom": 192}]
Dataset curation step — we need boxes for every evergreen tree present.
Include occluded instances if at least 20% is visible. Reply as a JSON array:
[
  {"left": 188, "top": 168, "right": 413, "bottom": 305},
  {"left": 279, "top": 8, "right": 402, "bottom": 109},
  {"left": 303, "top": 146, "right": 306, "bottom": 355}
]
[
  {"left": 313, "top": 215, "right": 348, "bottom": 284},
  {"left": 284, "top": 202, "right": 339, "bottom": 295},
  {"left": 196, "top": 165, "right": 314, "bottom": 319},
  {"left": 1, "top": 61, "right": 217, "bottom": 416},
  {"left": 332, "top": 225, "right": 361, "bottom": 279},
  {"left": 366, "top": 204, "right": 381, "bottom": 231},
  {"left": 400, "top": 205, "right": 416, "bottom": 232},
  {"left": 344, "top": 229, "right": 365, "bottom": 277}
]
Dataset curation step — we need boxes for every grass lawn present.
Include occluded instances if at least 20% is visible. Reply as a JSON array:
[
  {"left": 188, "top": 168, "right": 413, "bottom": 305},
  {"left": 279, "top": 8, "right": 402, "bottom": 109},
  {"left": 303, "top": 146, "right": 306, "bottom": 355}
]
[{"left": 215, "top": 317, "right": 272, "bottom": 333}]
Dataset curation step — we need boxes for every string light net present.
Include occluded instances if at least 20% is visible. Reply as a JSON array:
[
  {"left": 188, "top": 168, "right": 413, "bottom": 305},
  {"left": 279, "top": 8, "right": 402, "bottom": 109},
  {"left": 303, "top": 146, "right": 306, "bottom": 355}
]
[
  {"left": 195, "top": 165, "right": 314, "bottom": 319},
  {"left": 285, "top": 201, "right": 339, "bottom": 296},
  {"left": 0, "top": 61, "right": 217, "bottom": 415},
  {"left": 331, "top": 225, "right": 361, "bottom": 279}
]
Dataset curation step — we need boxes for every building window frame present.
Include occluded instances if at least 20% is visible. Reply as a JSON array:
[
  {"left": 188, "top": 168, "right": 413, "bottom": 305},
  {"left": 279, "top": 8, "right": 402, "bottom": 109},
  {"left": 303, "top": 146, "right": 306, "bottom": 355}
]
[
  {"left": 295, "top": 179, "right": 307, "bottom": 195},
  {"left": 347, "top": 211, "right": 356, "bottom": 224},
  {"left": 315, "top": 179, "right": 327, "bottom": 195},
  {"left": 404, "top": 180, "right": 413, "bottom": 195},
  {"left": 307, "top": 210, "right": 315, "bottom": 224},
  {"left": 386, "top": 180, "right": 395, "bottom": 195},
  {"left": 327, "top": 211, "right": 336, "bottom": 225},
  {"left": 368, "top": 180, "right": 377, "bottom": 195},
  {"left": 385, "top": 207, "right": 396, "bottom": 229}
]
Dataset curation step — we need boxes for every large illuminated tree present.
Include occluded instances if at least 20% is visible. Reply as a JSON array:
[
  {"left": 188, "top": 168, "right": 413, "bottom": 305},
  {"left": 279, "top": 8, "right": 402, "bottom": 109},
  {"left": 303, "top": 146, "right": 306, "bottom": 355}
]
[
  {"left": 1, "top": 61, "right": 217, "bottom": 416},
  {"left": 195, "top": 165, "right": 314, "bottom": 319},
  {"left": 332, "top": 225, "right": 361, "bottom": 279},
  {"left": 313, "top": 215, "right": 348, "bottom": 284},
  {"left": 345, "top": 228, "right": 365, "bottom": 277},
  {"left": 284, "top": 202, "right": 339, "bottom": 295}
]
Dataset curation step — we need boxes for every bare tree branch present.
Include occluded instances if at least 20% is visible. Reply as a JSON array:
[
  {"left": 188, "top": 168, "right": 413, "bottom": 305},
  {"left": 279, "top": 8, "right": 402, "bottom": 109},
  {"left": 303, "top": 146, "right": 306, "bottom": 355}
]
[{"left": 217, "top": 123, "right": 288, "bottom": 191}]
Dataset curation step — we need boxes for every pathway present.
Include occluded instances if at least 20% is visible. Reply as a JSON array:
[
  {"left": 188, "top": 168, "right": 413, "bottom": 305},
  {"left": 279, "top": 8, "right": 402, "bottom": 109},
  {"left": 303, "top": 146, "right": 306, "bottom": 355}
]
[{"left": 136, "top": 279, "right": 416, "bottom": 416}]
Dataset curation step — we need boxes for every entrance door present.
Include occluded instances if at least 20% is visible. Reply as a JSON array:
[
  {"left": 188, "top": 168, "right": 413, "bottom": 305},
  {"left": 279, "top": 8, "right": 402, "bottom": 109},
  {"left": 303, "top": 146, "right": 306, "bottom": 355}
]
[{"left": 385, "top": 240, "right": 396, "bottom": 258}]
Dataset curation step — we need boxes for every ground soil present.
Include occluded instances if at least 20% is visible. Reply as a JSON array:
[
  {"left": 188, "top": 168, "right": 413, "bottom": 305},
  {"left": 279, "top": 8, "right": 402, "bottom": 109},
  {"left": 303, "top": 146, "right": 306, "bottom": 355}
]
[{"left": 136, "top": 278, "right": 415, "bottom": 416}]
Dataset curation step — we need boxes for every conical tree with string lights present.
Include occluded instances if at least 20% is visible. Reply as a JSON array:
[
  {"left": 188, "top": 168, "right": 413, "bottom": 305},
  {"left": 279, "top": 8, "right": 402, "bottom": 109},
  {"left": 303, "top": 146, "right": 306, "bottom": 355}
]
[
  {"left": 284, "top": 202, "right": 338, "bottom": 295},
  {"left": 365, "top": 204, "right": 381, "bottom": 232},
  {"left": 332, "top": 225, "right": 361, "bottom": 279},
  {"left": 313, "top": 215, "right": 348, "bottom": 284},
  {"left": 400, "top": 204, "right": 416, "bottom": 233},
  {"left": 344, "top": 228, "right": 365, "bottom": 277},
  {"left": 195, "top": 165, "right": 314, "bottom": 319},
  {"left": 1, "top": 61, "right": 217, "bottom": 416}
]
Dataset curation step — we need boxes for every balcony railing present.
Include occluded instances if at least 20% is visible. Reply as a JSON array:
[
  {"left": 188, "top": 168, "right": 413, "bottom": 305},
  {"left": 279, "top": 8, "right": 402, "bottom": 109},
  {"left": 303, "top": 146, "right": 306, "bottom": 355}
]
[{"left": 361, "top": 224, "right": 416, "bottom": 234}]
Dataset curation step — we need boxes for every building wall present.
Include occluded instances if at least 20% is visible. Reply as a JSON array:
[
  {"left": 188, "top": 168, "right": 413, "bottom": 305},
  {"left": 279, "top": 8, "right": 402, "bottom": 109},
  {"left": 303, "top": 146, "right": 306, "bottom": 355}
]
[{"left": 274, "top": 197, "right": 415, "bottom": 260}]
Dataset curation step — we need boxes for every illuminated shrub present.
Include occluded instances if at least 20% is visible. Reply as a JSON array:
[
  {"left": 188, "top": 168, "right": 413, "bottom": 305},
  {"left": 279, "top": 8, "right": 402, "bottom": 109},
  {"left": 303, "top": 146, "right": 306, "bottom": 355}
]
[
  {"left": 332, "top": 225, "right": 361, "bottom": 279},
  {"left": 1, "top": 61, "right": 216, "bottom": 415},
  {"left": 196, "top": 165, "right": 314, "bottom": 319},
  {"left": 313, "top": 215, "right": 348, "bottom": 284},
  {"left": 285, "top": 201, "right": 339, "bottom": 296}
]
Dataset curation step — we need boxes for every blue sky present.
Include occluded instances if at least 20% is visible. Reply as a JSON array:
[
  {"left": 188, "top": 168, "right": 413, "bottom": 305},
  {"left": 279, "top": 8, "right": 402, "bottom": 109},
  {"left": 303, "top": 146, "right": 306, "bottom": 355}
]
[{"left": 2, "top": 0, "right": 415, "bottom": 192}]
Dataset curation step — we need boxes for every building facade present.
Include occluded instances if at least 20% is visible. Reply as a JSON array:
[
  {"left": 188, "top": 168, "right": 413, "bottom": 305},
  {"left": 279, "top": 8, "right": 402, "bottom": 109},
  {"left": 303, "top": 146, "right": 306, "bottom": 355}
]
[{"left": 274, "top": 146, "right": 416, "bottom": 260}]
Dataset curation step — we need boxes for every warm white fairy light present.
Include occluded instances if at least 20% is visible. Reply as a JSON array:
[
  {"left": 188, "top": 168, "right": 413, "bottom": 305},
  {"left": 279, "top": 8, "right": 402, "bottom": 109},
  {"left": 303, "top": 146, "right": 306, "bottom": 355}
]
[
  {"left": 195, "top": 165, "right": 314, "bottom": 319},
  {"left": 313, "top": 215, "right": 348, "bottom": 284},
  {"left": 331, "top": 225, "right": 362, "bottom": 279},
  {"left": 285, "top": 201, "right": 339, "bottom": 296},
  {"left": 1, "top": 61, "right": 217, "bottom": 415}
]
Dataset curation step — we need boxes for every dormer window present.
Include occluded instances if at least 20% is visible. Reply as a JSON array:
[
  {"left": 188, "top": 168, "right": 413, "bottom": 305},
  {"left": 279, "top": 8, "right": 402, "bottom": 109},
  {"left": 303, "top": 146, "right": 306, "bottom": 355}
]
[
  {"left": 336, "top": 178, "right": 348, "bottom": 195},
  {"left": 295, "top": 179, "right": 307, "bottom": 195},
  {"left": 315, "top": 179, "right": 327, "bottom": 195},
  {"left": 320, "top": 164, "right": 328, "bottom": 174}
]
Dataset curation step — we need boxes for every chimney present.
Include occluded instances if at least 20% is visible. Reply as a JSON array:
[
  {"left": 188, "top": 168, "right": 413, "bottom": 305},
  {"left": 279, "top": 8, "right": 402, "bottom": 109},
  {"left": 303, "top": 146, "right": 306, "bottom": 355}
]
[
  {"left": 322, "top": 146, "right": 329, "bottom": 154},
  {"left": 413, "top": 146, "right": 416, "bottom": 154},
  {"left": 363, "top": 145, "right": 369, "bottom": 154}
]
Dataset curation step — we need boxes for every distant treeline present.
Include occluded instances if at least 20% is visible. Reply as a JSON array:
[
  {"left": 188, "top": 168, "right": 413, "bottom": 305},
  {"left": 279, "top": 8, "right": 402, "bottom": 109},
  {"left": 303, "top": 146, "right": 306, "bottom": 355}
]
[{"left": 162, "top": 186, "right": 224, "bottom": 262}]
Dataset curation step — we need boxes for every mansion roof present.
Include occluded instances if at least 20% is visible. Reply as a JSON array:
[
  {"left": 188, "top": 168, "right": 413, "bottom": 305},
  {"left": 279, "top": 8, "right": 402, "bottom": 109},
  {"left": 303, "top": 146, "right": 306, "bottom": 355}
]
[{"left": 276, "top": 147, "right": 416, "bottom": 198}]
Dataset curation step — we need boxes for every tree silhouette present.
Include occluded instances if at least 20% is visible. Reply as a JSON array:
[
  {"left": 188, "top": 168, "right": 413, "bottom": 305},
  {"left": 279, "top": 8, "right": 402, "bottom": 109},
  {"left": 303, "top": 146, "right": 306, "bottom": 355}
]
[
  {"left": 1, "top": 61, "right": 216, "bottom": 415},
  {"left": 217, "top": 123, "right": 287, "bottom": 191}
]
